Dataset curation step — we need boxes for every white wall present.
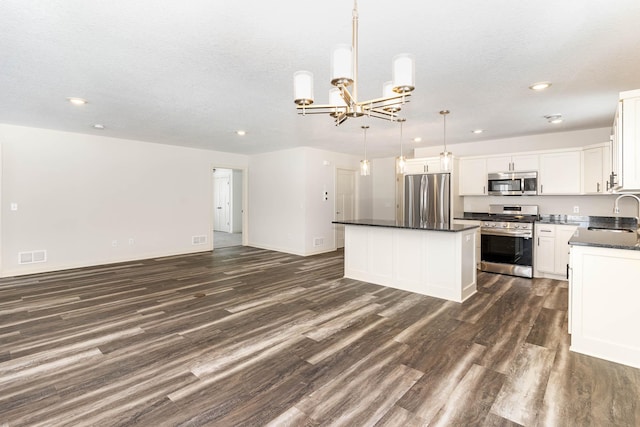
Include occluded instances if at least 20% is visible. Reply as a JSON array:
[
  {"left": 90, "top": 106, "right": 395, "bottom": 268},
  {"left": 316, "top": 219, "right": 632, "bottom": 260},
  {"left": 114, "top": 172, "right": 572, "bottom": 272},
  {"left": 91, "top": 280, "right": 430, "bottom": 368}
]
[
  {"left": 232, "top": 169, "right": 243, "bottom": 233},
  {"left": 372, "top": 157, "right": 397, "bottom": 221},
  {"left": 248, "top": 147, "right": 361, "bottom": 256},
  {"left": 464, "top": 194, "right": 640, "bottom": 218},
  {"left": 413, "top": 127, "right": 611, "bottom": 158},
  {"left": 0, "top": 124, "right": 248, "bottom": 277}
]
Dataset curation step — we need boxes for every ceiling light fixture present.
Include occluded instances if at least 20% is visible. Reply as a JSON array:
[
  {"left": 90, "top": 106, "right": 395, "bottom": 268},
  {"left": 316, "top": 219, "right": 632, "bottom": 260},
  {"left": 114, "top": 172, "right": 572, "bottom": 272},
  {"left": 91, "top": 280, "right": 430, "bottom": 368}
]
[
  {"left": 529, "top": 82, "right": 552, "bottom": 91},
  {"left": 413, "top": 137, "right": 422, "bottom": 143},
  {"left": 439, "top": 110, "right": 452, "bottom": 172},
  {"left": 92, "top": 124, "right": 105, "bottom": 130},
  {"left": 236, "top": 130, "right": 246, "bottom": 136},
  {"left": 293, "top": 0, "right": 415, "bottom": 125},
  {"left": 67, "top": 97, "right": 87, "bottom": 105},
  {"left": 360, "top": 125, "right": 370, "bottom": 176},
  {"left": 471, "top": 129, "right": 484, "bottom": 134},
  {"left": 396, "top": 118, "right": 406, "bottom": 174},
  {"left": 544, "top": 114, "right": 563, "bottom": 124}
]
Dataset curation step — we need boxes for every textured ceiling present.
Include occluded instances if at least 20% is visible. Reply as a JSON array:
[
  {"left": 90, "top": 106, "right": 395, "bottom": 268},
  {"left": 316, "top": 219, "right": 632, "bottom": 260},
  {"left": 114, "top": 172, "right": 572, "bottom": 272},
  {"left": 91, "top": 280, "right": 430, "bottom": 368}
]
[{"left": 1, "top": 0, "right": 640, "bottom": 158}]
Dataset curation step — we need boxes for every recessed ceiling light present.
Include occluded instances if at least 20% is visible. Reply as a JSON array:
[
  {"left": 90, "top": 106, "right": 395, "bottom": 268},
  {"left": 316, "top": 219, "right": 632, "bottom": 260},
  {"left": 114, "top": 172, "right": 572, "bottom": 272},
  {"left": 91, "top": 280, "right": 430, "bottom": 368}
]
[
  {"left": 471, "top": 129, "right": 484, "bottom": 134},
  {"left": 67, "top": 97, "right": 87, "bottom": 105},
  {"left": 529, "top": 82, "right": 552, "bottom": 91},
  {"left": 92, "top": 124, "right": 105, "bottom": 130},
  {"left": 413, "top": 137, "right": 422, "bottom": 143},
  {"left": 236, "top": 130, "right": 246, "bottom": 136},
  {"left": 544, "top": 114, "right": 563, "bottom": 124}
]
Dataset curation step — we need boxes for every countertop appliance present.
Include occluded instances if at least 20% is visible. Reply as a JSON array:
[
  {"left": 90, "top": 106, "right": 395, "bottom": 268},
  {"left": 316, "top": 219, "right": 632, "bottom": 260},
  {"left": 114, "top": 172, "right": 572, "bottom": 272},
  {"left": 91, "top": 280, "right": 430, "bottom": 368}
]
[
  {"left": 487, "top": 171, "right": 537, "bottom": 196},
  {"left": 404, "top": 173, "right": 450, "bottom": 228},
  {"left": 480, "top": 204, "right": 539, "bottom": 278}
]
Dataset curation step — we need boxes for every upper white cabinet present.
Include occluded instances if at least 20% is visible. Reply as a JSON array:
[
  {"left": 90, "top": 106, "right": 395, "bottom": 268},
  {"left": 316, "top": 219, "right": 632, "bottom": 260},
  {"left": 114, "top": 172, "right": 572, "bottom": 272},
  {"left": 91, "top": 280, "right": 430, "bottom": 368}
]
[
  {"left": 404, "top": 158, "right": 427, "bottom": 174},
  {"left": 486, "top": 154, "right": 539, "bottom": 173},
  {"left": 611, "top": 89, "right": 640, "bottom": 192},
  {"left": 581, "top": 142, "right": 611, "bottom": 194},
  {"left": 459, "top": 157, "right": 487, "bottom": 195},
  {"left": 404, "top": 157, "right": 442, "bottom": 174},
  {"left": 538, "top": 150, "right": 581, "bottom": 195}
]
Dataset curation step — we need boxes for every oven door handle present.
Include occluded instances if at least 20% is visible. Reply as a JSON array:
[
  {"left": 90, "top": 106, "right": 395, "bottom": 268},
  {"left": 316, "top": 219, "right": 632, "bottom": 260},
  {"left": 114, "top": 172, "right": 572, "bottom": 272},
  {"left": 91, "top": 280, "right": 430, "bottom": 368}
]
[{"left": 481, "top": 229, "right": 532, "bottom": 238}]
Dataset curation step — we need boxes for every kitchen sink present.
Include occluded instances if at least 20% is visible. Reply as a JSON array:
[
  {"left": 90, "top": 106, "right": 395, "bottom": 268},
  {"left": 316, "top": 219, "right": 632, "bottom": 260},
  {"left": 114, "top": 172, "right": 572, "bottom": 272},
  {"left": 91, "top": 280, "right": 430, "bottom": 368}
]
[{"left": 587, "top": 226, "right": 636, "bottom": 233}]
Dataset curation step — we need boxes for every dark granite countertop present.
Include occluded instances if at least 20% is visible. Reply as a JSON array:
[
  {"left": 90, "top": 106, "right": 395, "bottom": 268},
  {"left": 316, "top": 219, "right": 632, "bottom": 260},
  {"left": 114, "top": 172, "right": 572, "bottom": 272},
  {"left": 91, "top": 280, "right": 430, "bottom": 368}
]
[
  {"left": 569, "top": 228, "right": 640, "bottom": 251},
  {"left": 537, "top": 215, "right": 638, "bottom": 229},
  {"left": 332, "top": 219, "right": 478, "bottom": 232}
]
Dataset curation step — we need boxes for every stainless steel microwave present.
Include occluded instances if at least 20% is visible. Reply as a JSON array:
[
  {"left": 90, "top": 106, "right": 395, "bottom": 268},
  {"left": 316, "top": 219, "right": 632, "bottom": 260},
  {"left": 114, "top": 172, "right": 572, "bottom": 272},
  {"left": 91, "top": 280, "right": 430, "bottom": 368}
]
[{"left": 487, "top": 171, "right": 538, "bottom": 196}]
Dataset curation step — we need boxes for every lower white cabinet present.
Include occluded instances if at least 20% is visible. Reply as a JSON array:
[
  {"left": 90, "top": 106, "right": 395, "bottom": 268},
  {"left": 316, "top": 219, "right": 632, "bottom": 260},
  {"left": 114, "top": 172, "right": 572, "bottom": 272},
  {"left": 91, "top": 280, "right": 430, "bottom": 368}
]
[
  {"left": 534, "top": 223, "right": 578, "bottom": 280},
  {"left": 453, "top": 219, "right": 481, "bottom": 268},
  {"left": 569, "top": 244, "right": 640, "bottom": 369}
]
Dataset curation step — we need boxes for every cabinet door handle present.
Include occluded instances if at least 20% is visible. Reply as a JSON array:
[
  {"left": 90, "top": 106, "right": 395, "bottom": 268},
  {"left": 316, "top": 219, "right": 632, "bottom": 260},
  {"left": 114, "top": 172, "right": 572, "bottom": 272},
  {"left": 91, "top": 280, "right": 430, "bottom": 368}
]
[
  {"left": 483, "top": 185, "right": 486, "bottom": 194},
  {"left": 540, "top": 184, "right": 543, "bottom": 194},
  {"left": 597, "top": 182, "right": 600, "bottom": 192}
]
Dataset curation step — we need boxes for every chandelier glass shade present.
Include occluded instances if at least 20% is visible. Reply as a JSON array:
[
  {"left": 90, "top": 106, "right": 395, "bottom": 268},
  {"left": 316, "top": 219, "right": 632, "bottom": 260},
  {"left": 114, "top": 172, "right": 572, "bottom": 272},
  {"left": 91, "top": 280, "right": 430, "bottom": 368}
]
[{"left": 293, "top": 0, "right": 415, "bottom": 125}]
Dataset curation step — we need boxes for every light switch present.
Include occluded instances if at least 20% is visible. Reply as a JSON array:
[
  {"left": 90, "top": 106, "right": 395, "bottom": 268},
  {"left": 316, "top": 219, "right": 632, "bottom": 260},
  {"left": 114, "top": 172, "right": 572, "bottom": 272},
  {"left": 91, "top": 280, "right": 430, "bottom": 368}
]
[{"left": 10, "top": 203, "right": 18, "bottom": 211}]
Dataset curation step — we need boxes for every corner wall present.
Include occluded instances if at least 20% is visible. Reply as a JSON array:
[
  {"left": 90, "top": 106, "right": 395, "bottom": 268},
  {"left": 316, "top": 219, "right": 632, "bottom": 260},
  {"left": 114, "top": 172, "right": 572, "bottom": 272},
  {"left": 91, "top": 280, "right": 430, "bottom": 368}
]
[
  {"left": 248, "top": 147, "right": 361, "bottom": 256},
  {"left": 0, "top": 124, "right": 248, "bottom": 277}
]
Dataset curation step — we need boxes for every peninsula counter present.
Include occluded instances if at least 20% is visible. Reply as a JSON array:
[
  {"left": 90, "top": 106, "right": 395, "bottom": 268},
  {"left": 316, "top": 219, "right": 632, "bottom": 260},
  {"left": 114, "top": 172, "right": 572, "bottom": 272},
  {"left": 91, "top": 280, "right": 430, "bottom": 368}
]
[{"left": 333, "top": 220, "right": 478, "bottom": 303}]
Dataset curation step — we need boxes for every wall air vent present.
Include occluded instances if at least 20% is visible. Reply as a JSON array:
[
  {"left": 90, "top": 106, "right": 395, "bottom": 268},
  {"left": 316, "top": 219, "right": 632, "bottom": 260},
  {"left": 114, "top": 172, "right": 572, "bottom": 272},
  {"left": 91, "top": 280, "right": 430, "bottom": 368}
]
[
  {"left": 18, "top": 250, "right": 47, "bottom": 265},
  {"left": 192, "top": 235, "right": 207, "bottom": 245}
]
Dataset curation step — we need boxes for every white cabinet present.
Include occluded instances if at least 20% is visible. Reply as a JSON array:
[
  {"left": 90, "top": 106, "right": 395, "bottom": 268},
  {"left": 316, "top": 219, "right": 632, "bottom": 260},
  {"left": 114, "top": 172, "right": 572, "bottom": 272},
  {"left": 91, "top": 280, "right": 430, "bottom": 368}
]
[
  {"left": 404, "top": 157, "right": 443, "bottom": 174},
  {"left": 404, "top": 158, "right": 427, "bottom": 174},
  {"left": 459, "top": 157, "right": 487, "bottom": 195},
  {"left": 486, "top": 154, "right": 539, "bottom": 173},
  {"left": 453, "top": 219, "right": 481, "bottom": 268},
  {"left": 569, "top": 244, "right": 640, "bottom": 368},
  {"left": 535, "top": 224, "right": 556, "bottom": 274},
  {"left": 538, "top": 150, "right": 581, "bottom": 195},
  {"left": 534, "top": 223, "right": 578, "bottom": 280},
  {"left": 581, "top": 143, "right": 611, "bottom": 194},
  {"left": 611, "top": 89, "right": 640, "bottom": 191}
]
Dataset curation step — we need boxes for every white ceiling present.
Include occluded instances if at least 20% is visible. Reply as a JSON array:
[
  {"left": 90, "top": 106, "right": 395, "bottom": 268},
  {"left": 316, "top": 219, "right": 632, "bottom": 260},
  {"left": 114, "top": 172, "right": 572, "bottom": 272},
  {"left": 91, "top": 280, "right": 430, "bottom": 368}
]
[{"left": 2, "top": 0, "right": 640, "bottom": 158}]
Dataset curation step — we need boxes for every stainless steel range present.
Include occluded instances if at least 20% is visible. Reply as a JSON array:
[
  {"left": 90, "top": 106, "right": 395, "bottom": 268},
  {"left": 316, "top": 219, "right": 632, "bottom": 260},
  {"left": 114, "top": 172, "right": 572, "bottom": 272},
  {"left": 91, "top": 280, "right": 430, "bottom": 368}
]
[{"left": 480, "top": 204, "right": 539, "bottom": 278}]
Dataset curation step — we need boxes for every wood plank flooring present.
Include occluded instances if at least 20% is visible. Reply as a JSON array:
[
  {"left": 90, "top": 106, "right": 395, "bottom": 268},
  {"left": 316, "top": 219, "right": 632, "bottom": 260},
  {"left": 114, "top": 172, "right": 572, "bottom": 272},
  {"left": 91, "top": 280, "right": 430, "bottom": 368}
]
[{"left": 1, "top": 246, "right": 639, "bottom": 426}]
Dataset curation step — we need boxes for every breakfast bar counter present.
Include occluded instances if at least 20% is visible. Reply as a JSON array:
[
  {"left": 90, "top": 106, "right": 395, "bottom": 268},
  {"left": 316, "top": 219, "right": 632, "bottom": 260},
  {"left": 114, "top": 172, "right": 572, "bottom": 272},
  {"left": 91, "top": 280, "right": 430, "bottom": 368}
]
[{"left": 333, "top": 220, "right": 478, "bottom": 303}]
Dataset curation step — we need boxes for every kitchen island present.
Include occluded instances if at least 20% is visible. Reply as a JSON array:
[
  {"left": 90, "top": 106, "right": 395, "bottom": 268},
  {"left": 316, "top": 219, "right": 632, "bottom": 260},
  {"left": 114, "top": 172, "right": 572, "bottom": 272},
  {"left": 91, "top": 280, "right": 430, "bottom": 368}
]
[
  {"left": 333, "top": 219, "right": 478, "bottom": 303},
  {"left": 569, "top": 227, "right": 640, "bottom": 369}
]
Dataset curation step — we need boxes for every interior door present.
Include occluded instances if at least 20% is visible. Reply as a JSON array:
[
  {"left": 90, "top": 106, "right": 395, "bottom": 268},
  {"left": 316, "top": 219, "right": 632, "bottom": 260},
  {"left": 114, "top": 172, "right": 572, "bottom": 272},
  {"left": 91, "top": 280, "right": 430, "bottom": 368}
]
[
  {"left": 214, "top": 176, "right": 231, "bottom": 232},
  {"left": 335, "top": 168, "right": 356, "bottom": 248}
]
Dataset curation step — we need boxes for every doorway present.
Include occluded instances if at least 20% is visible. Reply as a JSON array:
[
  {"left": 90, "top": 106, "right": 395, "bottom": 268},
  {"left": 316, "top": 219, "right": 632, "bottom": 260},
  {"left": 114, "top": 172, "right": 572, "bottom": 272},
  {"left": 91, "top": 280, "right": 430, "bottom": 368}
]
[
  {"left": 335, "top": 168, "right": 356, "bottom": 248},
  {"left": 213, "top": 168, "right": 243, "bottom": 248}
]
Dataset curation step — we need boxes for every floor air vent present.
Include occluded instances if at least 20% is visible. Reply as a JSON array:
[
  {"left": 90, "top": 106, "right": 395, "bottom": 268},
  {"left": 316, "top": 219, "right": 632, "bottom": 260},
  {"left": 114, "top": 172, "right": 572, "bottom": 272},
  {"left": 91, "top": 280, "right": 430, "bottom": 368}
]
[
  {"left": 19, "top": 250, "right": 47, "bottom": 264},
  {"left": 192, "top": 235, "right": 207, "bottom": 245}
]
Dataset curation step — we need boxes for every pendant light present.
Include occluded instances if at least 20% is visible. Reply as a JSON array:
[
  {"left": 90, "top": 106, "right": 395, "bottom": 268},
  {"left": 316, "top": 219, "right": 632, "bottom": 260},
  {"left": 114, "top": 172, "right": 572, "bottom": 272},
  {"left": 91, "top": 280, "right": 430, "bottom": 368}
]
[
  {"left": 439, "top": 110, "right": 452, "bottom": 172},
  {"left": 360, "top": 125, "right": 370, "bottom": 176},
  {"left": 396, "top": 118, "right": 406, "bottom": 174}
]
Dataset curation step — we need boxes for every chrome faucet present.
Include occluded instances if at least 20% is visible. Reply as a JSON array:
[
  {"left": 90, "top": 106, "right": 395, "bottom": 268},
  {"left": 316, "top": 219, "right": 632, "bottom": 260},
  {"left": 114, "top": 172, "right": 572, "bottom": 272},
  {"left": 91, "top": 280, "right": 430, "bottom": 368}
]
[{"left": 614, "top": 194, "right": 640, "bottom": 220}]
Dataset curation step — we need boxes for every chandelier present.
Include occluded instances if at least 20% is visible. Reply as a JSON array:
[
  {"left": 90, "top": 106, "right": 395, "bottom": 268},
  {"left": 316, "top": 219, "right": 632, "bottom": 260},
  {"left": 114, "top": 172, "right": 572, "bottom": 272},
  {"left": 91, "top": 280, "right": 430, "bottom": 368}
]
[{"left": 293, "top": 0, "right": 415, "bottom": 125}]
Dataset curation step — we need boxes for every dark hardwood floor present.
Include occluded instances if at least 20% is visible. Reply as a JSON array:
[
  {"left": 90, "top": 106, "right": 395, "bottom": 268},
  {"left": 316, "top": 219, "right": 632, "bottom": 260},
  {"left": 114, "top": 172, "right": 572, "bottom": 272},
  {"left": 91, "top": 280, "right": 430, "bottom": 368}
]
[{"left": 1, "top": 247, "right": 638, "bottom": 426}]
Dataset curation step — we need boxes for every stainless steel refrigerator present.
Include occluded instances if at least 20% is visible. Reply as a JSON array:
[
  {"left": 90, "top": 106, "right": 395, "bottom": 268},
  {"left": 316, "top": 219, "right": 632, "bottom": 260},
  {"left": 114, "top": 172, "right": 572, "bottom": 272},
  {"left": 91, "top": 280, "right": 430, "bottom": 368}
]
[{"left": 404, "top": 173, "right": 450, "bottom": 228}]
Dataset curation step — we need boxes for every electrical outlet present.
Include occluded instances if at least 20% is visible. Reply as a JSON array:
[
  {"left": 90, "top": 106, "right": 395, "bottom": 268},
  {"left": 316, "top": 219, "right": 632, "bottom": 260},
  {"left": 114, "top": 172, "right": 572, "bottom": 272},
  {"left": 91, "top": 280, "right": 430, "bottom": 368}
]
[
  {"left": 112, "top": 240, "right": 118, "bottom": 247},
  {"left": 573, "top": 206, "right": 580, "bottom": 213},
  {"left": 128, "top": 238, "right": 135, "bottom": 245}
]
